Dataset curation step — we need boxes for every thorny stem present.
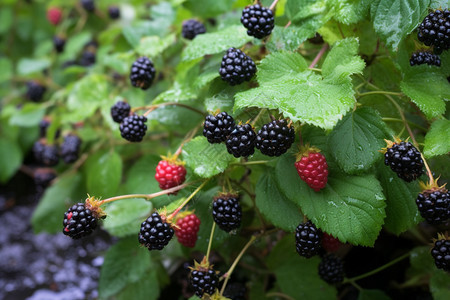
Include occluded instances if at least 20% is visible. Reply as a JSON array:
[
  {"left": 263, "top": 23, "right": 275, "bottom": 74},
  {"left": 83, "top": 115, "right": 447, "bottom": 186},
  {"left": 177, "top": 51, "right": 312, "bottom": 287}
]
[
  {"left": 343, "top": 252, "right": 410, "bottom": 283},
  {"left": 309, "top": 44, "right": 328, "bottom": 68},
  {"left": 205, "top": 222, "right": 216, "bottom": 262},
  {"left": 269, "top": 0, "right": 280, "bottom": 11},
  {"left": 168, "top": 179, "right": 210, "bottom": 219},
  {"left": 220, "top": 236, "right": 257, "bottom": 296}
]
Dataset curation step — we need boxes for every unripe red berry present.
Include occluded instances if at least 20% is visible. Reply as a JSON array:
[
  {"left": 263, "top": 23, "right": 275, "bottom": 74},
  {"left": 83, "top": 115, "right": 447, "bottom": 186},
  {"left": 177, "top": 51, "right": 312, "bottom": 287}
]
[
  {"left": 175, "top": 213, "right": 201, "bottom": 248},
  {"left": 47, "top": 7, "right": 62, "bottom": 26}
]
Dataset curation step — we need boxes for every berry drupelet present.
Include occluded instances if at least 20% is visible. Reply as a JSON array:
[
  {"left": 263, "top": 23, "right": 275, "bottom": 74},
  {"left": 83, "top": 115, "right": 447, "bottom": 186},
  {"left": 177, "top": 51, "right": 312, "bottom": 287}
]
[
  {"left": 182, "top": 19, "right": 206, "bottom": 40},
  {"left": 203, "top": 112, "right": 235, "bottom": 144},
  {"left": 431, "top": 237, "right": 450, "bottom": 272},
  {"left": 226, "top": 123, "right": 257, "bottom": 158},
  {"left": 417, "top": 9, "right": 450, "bottom": 54},
  {"left": 212, "top": 194, "right": 242, "bottom": 232},
  {"left": 410, "top": 51, "right": 441, "bottom": 66},
  {"left": 255, "top": 119, "right": 295, "bottom": 157},
  {"left": 60, "top": 134, "right": 82, "bottom": 164},
  {"left": 119, "top": 115, "right": 147, "bottom": 142},
  {"left": 130, "top": 56, "right": 156, "bottom": 90},
  {"left": 26, "top": 81, "right": 46, "bottom": 102},
  {"left": 111, "top": 100, "right": 131, "bottom": 123},
  {"left": 241, "top": 4, "right": 275, "bottom": 39},
  {"left": 219, "top": 48, "right": 256, "bottom": 86},
  {"left": 295, "top": 220, "right": 322, "bottom": 258},
  {"left": 318, "top": 254, "right": 345, "bottom": 284},
  {"left": 383, "top": 140, "right": 424, "bottom": 182},
  {"left": 138, "top": 212, "right": 174, "bottom": 251}
]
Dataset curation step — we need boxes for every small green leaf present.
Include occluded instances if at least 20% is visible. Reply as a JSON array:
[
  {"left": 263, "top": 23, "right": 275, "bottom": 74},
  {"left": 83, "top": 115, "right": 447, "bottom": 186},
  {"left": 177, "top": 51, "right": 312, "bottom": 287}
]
[
  {"left": 0, "top": 57, "right": 13, "bottom": 83},
  {"left": 328, "top": 107, "right": 390, "bottom": 174},
  {"left": 9, "top": 103, "right": 46, "bottom": 127},
  {"left": 285, "top": 0, "right": 327, "bottom": 23},
  {"left": 266, "top": 21, "right": 323, "bottom": 52},
  {"left": 370, "top": 0, "right": 429, "bottom": 51},
  {"left": 424, "top": 119, "right": 450, "bottom": 157},
  {"left": 430, "top": 270, "right": 450, "bottom": 300},
  {"left": 17, "top": 58, "right": 51, "bottom": 75},
  {"left": 255, "top": 171, "right": 303, "bottom": 232},
  {"left": 358, "top": 289, "right": 392, "bottom": 300},
  {"left": 275, "top": 155, "right": 386, "bottom": 246},
  {"left": 182, "top": 136, "right": 236, "bottom": 178},
  {"left": 327, "top": 0, "right": 371, "bottom": 24},
  {"left": 183, "top": 0, "right": 234, "bottom": 17},
  {"left": 182, "top": 26, "right": 253, "bottom": 61},
  {"left": 85, "top": 150, "right": 122, "bottom": 198},
  {"left": 257, "top": 52, "right": 308, "bottom": 84},
  {"left": 0, "top": 137, "right": 23, "bottom": 183},
  {"left": 135, "top": 34, "right": 176, "bottom": 58},
  {"left": 116, "top": 269, "right": 159, "bottom": 300}
]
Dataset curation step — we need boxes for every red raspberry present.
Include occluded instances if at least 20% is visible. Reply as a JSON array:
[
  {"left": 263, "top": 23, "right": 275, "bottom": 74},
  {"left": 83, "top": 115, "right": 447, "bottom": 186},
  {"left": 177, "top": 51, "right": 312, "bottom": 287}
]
[
  {"left": 47, "top": 7, "right": 62, "bottom": 26},
  {"left": 155, "top": 159, "right": 187, "bottom": 194},
  {"left": 295, "top": 148, "right": 328, "bottom": 191},
  {"left": 175, "top": 213, "right": 201, "bottom": 248},
  {"left": 322, "top": 233, "right": 342, "bottom": 252}
]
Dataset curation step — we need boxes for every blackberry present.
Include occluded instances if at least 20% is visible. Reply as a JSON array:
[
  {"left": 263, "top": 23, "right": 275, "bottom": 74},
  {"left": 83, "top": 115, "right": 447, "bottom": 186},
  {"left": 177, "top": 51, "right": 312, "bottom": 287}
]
[
  {"left": 223, "top": 282, "right": 246, "bottom": 300},
  {"left": 417, "top": 9, "right": 450, "bottom": 54},
  {"left": 410, "top": 51, "right": 441, "bottom": 66},
  {"left": 431, "top": 238, "right": 450, "bottom": 272},
  {"left": 295, "top": 220, "right": 322, "bottom": 258},
  {"left": 130, "top": 56, "right": 156, "bottom": 90},
  {"left": 212, "top": 194, "right": 242, "bottom": 232},
  {"left": 138, "top": 212, "right": 174, "bottom": 251},
  {"left": 60, "top": 134, "right": 82, "bottom": 164},
  {"left": 33, "top": 140, "right": 59, "bottom": 166},
  {"left": 318, "top": 254, "right": 345, "bottom": 284},
  {"left": 34, "top": 168, "right": 57, "bottom": 189},
  {"left": 108, "top": 6, "right": 120, "bottom": 19},
  {"left": 182, "top": 19, "right": 206, "bottom": 40},
  {"left": 80, "top": 0, "right": 95, "bottom": 12},
  {"left": 416, "top": 187, "right": 450, "bottom": 225},
  {"left": 219, "top": 48, "right": 256, "bottom": 86},
  {"left": 53, "top": 36, "right": 65, "bottom": 53},
  {"left": 241, "top": 4, "right": 275, "bottom": 39},
  {"left": 226, "top": 124, "right": 256, "bottom": 158},
  {"left": 26, "top": 81, "right": 46, "bottom": 102},
  {"left": 63, "top": 203, "right": 98, "bottom": 239},
  {"left": 203, "top": 112, "right": 235, "bottom": 144},
  {"left": 384, "top": 141, "right": 424, "bottom": 182},
  {"left": 190, "top": 268, "right": 219, "bottom": 298},
  {"left": 110, "top": 101, "right": 131, "bottom": 123},
  {"left": 119, "top": 115, "right": 147, "bottom": 142},
  {"left": 79, "top": 50, "right": 96, "bottom": 67},
  {"left": 255, "top": 119, "right": 295, "bottom": 157}
]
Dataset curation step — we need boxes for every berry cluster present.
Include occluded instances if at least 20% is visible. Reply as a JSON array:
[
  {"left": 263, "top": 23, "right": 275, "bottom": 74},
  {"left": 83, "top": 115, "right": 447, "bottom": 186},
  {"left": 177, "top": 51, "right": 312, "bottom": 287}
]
[
  {"left": 241, "top": 4, "right": 275, "bottom": 39},
  {"left": 60, "top": 134, "right": 82, "bottom": 164},
  {"left": 130, "top": 56, "right": 156, "bottom": 90},
  {"left": 416, "top": 184, "right": 450, "bottom": 225},
  {"left": 318, "top": 254, "right": 345, "bottom": 284},
  {"left": 418, "top": 9, "right": 450, "bottom": 54},
  {"left": 432, "top": 238, "right": 450, "bottom": 272},
  {"left": 53, "top": 36, "right": 66, "bottom": 53},
  {"left": 219, "top": 47, "right": 256, "bottom": 86},
  {"left": 203, "top": 112, "right": 235, "bottom": 144},
  {"left": 138, "top": 212, "right": 174, "bottom": 251},
  {"left": 255, "top": 119, "right": 295, "bottom": 157},
  {"left": 295, "top": 220, "right": 322, "bottom": 258},
  {"left": 119, "top": 115, "right": 148, "bottom": 142},
  {"left": 226, "top": 124, "right": 257, "bottom": 158},
  {"left": 212, "top": 194, "right": 242, "bottom": 232},
  {"left": 175, "top": 213, "right": 201, "bottom": 248},
  {"left": 63, "top": 201, "right": 104, "bottom": 239},
  {"left": 110, "top": 101, "right": 131, "bottom": 123},
  {"left": 295, "top": 148, "right": 329, "bottom": 192},
  {"left": 26, "top": 81, "right": 46, "bottom": 102},
  {"left": 33, "top": 130, "right": 82, "bottom": 167},
  {"left": 182, "top": 19, "right": 206, "bottom": 40},
  {"left": 383, "top": 140, "right": 424, "bottom": 182},
  {"left": 155, "top": 158, "right": 187, "bottom": 193},
  {"left": 410, "top": 51, "right": 441, "bottom": 66}
]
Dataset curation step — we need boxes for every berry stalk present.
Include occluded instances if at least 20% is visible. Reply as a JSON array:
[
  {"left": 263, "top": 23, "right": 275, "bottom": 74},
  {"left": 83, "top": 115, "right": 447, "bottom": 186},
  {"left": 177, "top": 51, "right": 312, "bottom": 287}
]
[
  {"left": 309, "top": 44, "right": 329, "bottom": 68},
  {"left": 269, "top": 0, "right": 280, "bottom": 11},
  {"left": 205, "top": 222, "right": 216, "bottom": 262},
  {"left": 167, "top": 179, "right": 210, "bottom": 220},
  {"left": 133, "top": 102, "right": 206, "bottom": 117}
]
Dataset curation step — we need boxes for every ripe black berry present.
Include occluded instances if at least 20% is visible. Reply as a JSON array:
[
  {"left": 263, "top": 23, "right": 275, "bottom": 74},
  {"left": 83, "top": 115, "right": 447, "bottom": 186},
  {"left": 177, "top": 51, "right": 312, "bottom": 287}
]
[
  {"left": 63, "top": 203, "right": 98, "bottom": 239},
  {"left": 219, "top": 48, "right": 256, "bottom": 86},
  {"left": 190, "top": 268, "right": 219, "bottom": 298},
  {"left": 34, "top": 168, "right": 57, "bottom": 189},
  {"left": 79, "top": 51, "right": 96, "bottom": 67},
  {"left": 203, "top": 112, "right": 235, "bottom": 144},
  {"left": 410, "top": 51, "right": 441, "bottom": 66},
  {"left": 26, "top": 81, "right": 46, "bottom": 102},
  {"left": 241, "top": 4, "right": 275, "bottom": 39},
  {"left": 53, "top": 36, "right": 65, "bottom": 53},
  {"left": 226, "top": 124, "right": 256, "bottom": 158},
  {"left": 318, "top": 254, "right": 345, "bottom": 284},
  {"left": 138, "top": 212, "right": 174, "bottom": 251},
  {"left": 130, "top": 56, "right": 156, "bottom": 90},
  {"left": 182, "top": 19, "right": 206, "bottom": 40},
  {"left": 119, "top": 115, "right": 147, "bottom": 142},
  {"left": 384, "top": 141, "right": 424, "bottom": 182},
  {"left": 295, "top": 220, "right": 322, "bottom": 258},
  {"left": 416, "top": 188, "right": 450, "bottom": 225},
  {"left": 223, "top": 282, "right": 246, "bottom": 300},
  {"left": 431, "top": 239, "right": 450, "bottom": 272},
  {"left": 212, "top": 194, "right": 242, "bottom": 232},
  {"left": 255, "top": 119, "right": 295, "bottom": 157},
  {"left": 80, "top": 0, "right": 95, "bottom": 12},
  {"left": 111, "top": 101, "right": 131, "bottom": 123},
  {"left": 33, "top": 140, "right": 59, "bottom": 166},
  {"left": 417, "top": 9, "right": 450, "bottom": 54},
  {"left": 60, "top": 134, "right": 82, "bottom": 164},
  {"left": 108, "top": 6, "right": 120, "bottom": 19}
]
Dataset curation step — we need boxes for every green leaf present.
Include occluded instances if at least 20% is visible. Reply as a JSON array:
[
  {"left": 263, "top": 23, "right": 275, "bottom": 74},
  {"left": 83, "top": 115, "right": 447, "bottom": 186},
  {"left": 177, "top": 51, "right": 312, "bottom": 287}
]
[
  {"left": 182, "top": 26, "right": 253, "bottom": 61},
  {"left": 255, "top": 171, "right": 303, "bottom": 232},
  {"left": 370, "top": 0, "right": 429, "bottom": 51},
  {"left": 266, "top": 235, "right": 336, "bottom": 299},
  {"left": 0, "top": 57, "right": 13, "bottom": 83},
  {"left": 183, "top": 0, "right": 234, "bottom": 17},
  {"left": 328, "top": 107, "right": 390, "bottom": 174},
  {"left": 9, "top": 103, "right": 46, "bottom": 127},
  {"left": 409, "top": 246, "right": 435, "bottom": 274},
  {"left": 182, "top": 136, "right": 236, "bottom": 178},
  {"left": 358, "top": 289, "right": 392, "bottom": 300},
  {"left": 17, "top": 58, "right": 51, "bottom": 75},
  {"left": 257, "top": 52, "right": 308, "bottom": 83},
  {"left": 275, "top": 155, "right": 386, "bottom": 246},
  {"left": 0, "top": 137, "right": 22, "bottom": 183},
  {"left": 98, "top": 237, "right": 153, "bottom": 299},
  {"left": 430, "top": 271, "right": 450, "bottom": 300},
  {"left": 377, "top": 164, "right": 421, "bottom": 234},
  {"left": 135, "top": 34, "right": 176, "bottom": 58},
  {"left": 266, "top": 20, "right": 323, "bottom": 52},
  {"left": 116, "top": 269, "right": 159, "bottom": 300},
  {"left": 85, "top": 150, "right": 122, "bottom": 198},
  {"left": 327, "top": 0, "right": 371, "bottom": 25},
  {"left": 285, "top": 0, "right": 327, "bottom": 23},
  {"left": 424, "top": 119, "right": 450, "bottom": 157},
  {"left": 124, "top": 155, "right": 162, "bottom": 194},
  {"left": 31, "top": 173, "right": 84, "bottom": 234}
]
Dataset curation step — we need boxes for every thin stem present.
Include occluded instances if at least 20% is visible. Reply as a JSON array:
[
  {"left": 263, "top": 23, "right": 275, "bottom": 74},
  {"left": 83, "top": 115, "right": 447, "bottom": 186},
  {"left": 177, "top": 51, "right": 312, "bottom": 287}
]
[
  {"left": 205, "top": 222, "right": 216, "bottom": 261},
  {"left": 382, "top": 118, "right": 428, "bottom": 131},
  {"left": 344, "top": 252, "right": 410, "bottom": 283},
  {"left": 349, "top": 281, "right": 363, "bottom": 291},
  {"left": 309, "top": 67, "right": 322, "bottom": 73},
  {"left": 269, "top": 0, "right": 280, "bottom": 11},
  {"left": 220, "top": 236, "right": 257, "bottom": 296},
  {"left": 266, "top": 292, "right": 296, "bottom": 300},
  {"left": 134, "top": 102, "right": 206, "bottom": 117},
  {"left": 168, "top": 179, "right": 210, "bottom": 219},
  {"left": 309, "top": 44, "right": 328, "bottom": 68},
  {"left": 421, "top": 153, "right": 435, "bottom": 185},
  {"left": 231, "top": 160, "right": 269, "bottom": 166},
  {"left": 284, "top": 20, "right": 292, "bottom": 29},
  {"left": 357, "top": 91, "right": 403, "bottom": 98},
  {"left": 250, "top": 108, "right": 266, "bottom": 127}
]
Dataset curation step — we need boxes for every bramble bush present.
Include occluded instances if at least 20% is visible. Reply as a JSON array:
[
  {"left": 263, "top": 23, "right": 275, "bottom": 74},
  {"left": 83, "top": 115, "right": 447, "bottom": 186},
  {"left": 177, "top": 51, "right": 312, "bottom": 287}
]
[{"left": 1, "top": 0, "right": 450, "bottom": 299}]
